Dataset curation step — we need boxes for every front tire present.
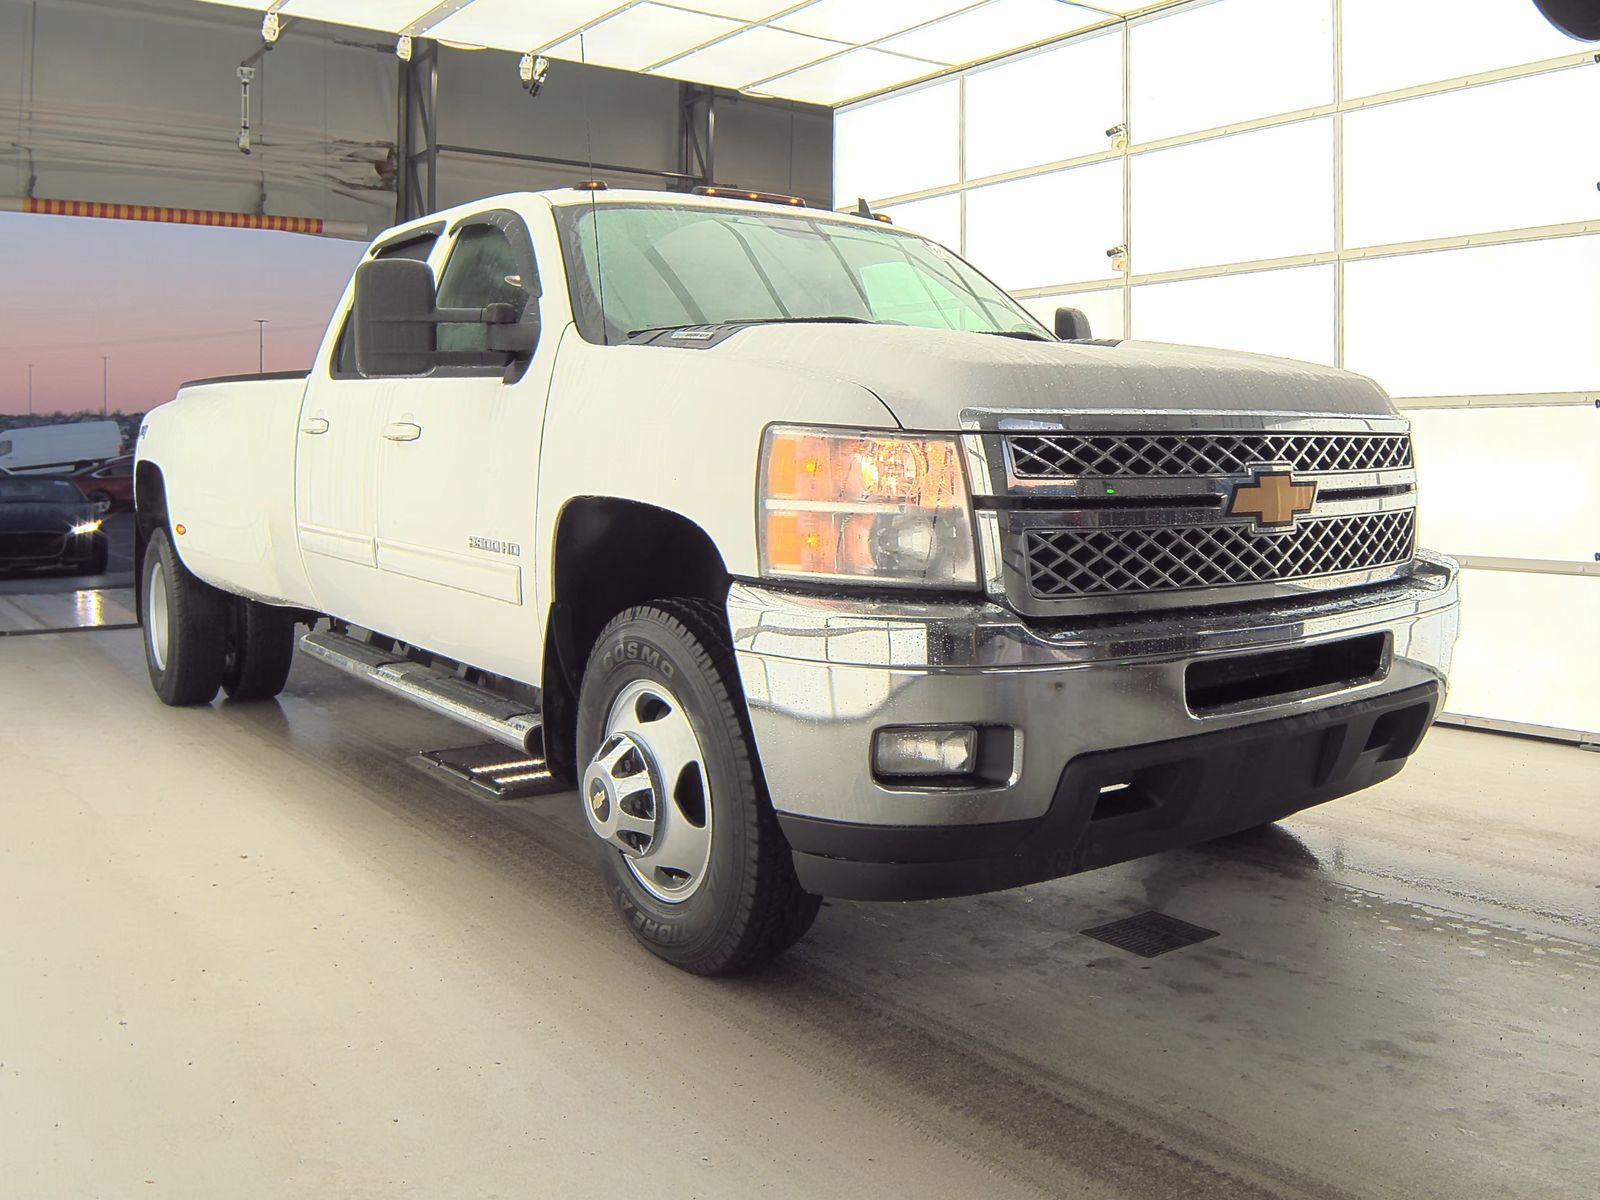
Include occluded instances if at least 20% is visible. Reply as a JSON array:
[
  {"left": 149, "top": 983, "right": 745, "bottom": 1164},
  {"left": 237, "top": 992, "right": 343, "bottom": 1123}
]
[
  {"left": 576, "top": 599, "right": 820, "bottom": 975},
  {"left": 141, "top": 526, "right": 227, "bottom": 706}
]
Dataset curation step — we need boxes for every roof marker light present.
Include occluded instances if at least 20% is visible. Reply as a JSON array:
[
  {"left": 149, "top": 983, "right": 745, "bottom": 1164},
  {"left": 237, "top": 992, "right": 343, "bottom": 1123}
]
[{"left": 692, "top": 186, "right": 807, "bottom": 207}]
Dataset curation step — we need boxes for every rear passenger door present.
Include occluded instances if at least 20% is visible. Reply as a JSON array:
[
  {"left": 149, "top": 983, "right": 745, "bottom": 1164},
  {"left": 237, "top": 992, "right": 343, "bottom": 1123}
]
[
  {"left": 295, "top": 223, "right": 441, "bottom": 630},
  {"left": 371, "top": 208, "right": 554, "bottom": 683}
]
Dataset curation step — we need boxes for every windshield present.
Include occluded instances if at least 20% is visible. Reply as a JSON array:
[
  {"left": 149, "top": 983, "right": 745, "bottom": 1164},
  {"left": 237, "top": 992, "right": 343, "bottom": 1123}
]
[
  {"left": 0, "top": 477, "right": 82, "bottom": 503},
  {"left": 555, "top": 202, "right": 1048, "bottom": 345}
]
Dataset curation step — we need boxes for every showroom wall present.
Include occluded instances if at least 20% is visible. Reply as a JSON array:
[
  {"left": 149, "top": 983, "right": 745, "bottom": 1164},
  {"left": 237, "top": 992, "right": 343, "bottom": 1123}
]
[
  {"left": 0, "top": 0, "right": 832, "bottom": 238},
  {"left": 835, "top": 0, "right": 1599, "bottom": 739}
]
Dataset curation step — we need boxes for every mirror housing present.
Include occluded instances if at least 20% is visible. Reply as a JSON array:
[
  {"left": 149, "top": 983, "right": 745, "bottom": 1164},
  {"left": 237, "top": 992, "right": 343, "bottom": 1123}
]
[
  {"left": 1054, "top": 306, "right": 1093, "bottom": 341},
  {"left": 1531, "top": 0, "right": 1600, "bottom": 39},
  {"left": 353, "top": 261, "right": 540, "bottom": 376},
  {"left": 354, "top": 258, "right": 437, "bottom": 377}
]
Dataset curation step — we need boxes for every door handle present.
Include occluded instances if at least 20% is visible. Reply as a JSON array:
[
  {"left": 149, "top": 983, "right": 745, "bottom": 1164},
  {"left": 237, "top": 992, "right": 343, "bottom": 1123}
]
[
  {"left": 382, "top": 421, "right": 422, "bottom": 442},
  {"left": 300, "top": 416, "right": 330, "bottom": 435}
]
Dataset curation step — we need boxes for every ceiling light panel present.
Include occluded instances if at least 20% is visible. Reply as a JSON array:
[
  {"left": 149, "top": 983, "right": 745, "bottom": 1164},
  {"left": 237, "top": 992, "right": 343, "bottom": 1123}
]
[
  {"left": 279, "top": 0, "right": 433, "bottom": 31},
  {"left": 658, "top": 25, "right": 848, "bottom": 88},
  {"left": 879, "top": 0, "right": 1109, "bottom": 65},
  {"left": 774, "top": 0, "right": 986, "bottom": 44},
  {"left": 546, "top": 4, "right": 744, "bottom": 72},
  {"left": 674, "top": 0, "right": 796, "bottom": 17},
  {"left": 754, "top": 46, "right": 943, "bottom": 105},
  {"left": 424, "top": 0, "right": 624, "bottom": 52}
]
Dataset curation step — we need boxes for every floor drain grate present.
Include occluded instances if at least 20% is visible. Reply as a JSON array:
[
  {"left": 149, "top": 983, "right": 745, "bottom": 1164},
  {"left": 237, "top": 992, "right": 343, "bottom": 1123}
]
[
  {"left": 1081, "top": 910, "right": 1219, "bottom": 958},
  {"left": 414, "top": 743, "right": 565, "bottom": 800}
]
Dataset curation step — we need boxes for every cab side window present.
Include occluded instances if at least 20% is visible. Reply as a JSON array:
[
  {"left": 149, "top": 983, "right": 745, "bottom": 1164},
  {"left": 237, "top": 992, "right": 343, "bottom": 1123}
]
[{"left": 435, "top": 224, "right": 533, "bottom": 354}]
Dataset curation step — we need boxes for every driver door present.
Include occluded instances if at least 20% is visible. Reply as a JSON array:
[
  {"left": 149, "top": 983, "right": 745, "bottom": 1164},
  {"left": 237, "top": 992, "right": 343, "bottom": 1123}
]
[{"left": 372, "top": 208, "right": 553, "bottom": 683}]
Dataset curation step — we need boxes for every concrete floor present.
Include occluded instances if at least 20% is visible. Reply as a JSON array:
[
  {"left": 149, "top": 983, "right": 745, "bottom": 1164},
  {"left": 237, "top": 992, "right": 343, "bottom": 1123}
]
[{"left": 1, "top": 629, "right": 1595, "bottom": 1199}]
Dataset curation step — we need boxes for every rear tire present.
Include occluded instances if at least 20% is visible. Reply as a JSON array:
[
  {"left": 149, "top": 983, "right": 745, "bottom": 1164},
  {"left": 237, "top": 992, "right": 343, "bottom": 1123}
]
[
  {"left": 222, "top": 597, "right": 298, "bottom": 701},
  {"left": 141, "top": 527, "right": 227, "bottom": 706},
  {"left": 89, "top": 490, "right": 113, "bottom": 513},
  {"left": 576, "top": 598, "right": 820, "bottom": 975}
]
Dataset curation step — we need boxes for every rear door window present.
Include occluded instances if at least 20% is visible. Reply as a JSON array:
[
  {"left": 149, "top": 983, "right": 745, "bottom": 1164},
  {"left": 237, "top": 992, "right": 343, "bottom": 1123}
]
[{"left": 331, "top": 228, "right": 441, "bottom": 378}]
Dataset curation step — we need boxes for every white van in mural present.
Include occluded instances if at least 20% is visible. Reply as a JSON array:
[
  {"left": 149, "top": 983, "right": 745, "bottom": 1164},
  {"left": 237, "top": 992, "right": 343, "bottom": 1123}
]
[{"left": 0, "top": 420, "right": 122, "bottom": 473}]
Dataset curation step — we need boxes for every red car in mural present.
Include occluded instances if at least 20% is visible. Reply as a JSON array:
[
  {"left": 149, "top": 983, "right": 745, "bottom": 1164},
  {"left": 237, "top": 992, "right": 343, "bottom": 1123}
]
[{"left": 68, "top": 455, "right": 135, "bottom": 513}]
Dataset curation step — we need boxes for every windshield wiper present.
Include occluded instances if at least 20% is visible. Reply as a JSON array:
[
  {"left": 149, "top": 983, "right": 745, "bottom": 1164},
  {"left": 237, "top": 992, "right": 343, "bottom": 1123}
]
[{"left": 627, "top": 315, "right": 876, "bottom": 339}]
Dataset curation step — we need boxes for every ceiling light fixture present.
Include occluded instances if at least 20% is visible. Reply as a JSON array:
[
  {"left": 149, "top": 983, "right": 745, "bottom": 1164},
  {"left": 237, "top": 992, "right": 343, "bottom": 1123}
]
[{"left": 519, "top": 52, "right": 551, "bottom": 98}]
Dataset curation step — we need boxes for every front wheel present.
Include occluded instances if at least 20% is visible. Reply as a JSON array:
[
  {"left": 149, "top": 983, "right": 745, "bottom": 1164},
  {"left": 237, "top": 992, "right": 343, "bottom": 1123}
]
[
  {"left": 576, "top": 599, "right": 820, "bottom": 975},
  {"left": 141, "top": 526, "right": 227, "bottom": 706}
]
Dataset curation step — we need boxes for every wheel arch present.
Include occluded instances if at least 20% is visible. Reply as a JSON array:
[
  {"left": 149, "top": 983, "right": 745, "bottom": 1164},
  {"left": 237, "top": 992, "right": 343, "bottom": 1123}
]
[
  {"left": 133, "top": 461, "right": 170, "bottom": 620},
  {"left": 541, "top": 496, "right": 733, "bottom": 784}
]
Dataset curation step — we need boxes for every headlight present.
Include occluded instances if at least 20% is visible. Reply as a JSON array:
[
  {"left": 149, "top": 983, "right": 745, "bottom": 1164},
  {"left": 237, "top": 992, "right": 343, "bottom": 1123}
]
[
  {"left": 759, "top": 426, "right": 978, "bottom": 588},
  {"left": 71, "top": 519, "right": 103, "bottom": 536}
]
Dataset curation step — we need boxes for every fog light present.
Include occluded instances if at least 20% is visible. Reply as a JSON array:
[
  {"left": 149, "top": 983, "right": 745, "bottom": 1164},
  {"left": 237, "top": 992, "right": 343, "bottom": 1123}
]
[
  {"left": 71, "top": 519, "right": 102, "bottom": 536},
  {"left": 873, "top": 725, "right": 978, "bottom": 778}
]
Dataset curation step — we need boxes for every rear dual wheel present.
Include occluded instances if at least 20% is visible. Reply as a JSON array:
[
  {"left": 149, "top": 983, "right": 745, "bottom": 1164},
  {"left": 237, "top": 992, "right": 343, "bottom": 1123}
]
[
  {"left": 576, "top": 599, "right": 820, "bottom": 975},
  {"left": 141, "top": 526, "right": 296, "bottom": 705}
]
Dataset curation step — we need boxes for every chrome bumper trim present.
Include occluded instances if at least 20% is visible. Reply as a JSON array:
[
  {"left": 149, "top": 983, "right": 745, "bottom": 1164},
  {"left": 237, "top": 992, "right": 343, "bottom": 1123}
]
[{"left": 728, "top": 554, "right": 1460, "bottom": 828}]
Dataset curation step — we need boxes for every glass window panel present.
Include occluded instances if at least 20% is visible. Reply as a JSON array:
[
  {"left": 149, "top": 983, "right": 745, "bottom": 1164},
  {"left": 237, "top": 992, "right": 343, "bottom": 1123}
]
[
  {"left": 1017, "top": 287, "right": 1127, "bottom": 340},
  {"left": 1131, "top": 119, "right": 1333, "bottom": 273},
  {"left": 1131, "top": 265, "right": 1335, "bottom": 364},
  {"left": 964, "top": 161, "right": 1123, "bottom": 290},
  {"left": 1444, "top": 570, "right": 1600, "bottom": 735},
  {"left": 1342, "top": 0, "right": 1581, "bottom": 99},
  {"left": 878, "top": 0, "right": 1107, "bottom": 67},
  {"left": 1130, "top": 0, "right": 1333, "bottom": 143},
  {"left": 834, "top": 81, "right": 960, "bottom": 204},
  {"left": 877, "top": 193, "right": 962, "bottom": 251},
  {"left": 963, "top": 29, "right": 1123, "bottom": 180},
  {"left": 1344, "top": 69, "right": 1600, "bottom": 249},
  {"left": 1344, "top": 236, "right": 1600, "bottom": 398},
  {"left": 1409, "top": 406, "right": 1600, "bottom": 563}
]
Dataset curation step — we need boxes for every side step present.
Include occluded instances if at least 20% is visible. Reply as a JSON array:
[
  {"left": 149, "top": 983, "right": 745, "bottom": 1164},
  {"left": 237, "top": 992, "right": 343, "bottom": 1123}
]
[
  {"left": 300, "top": 629, "right": 541, "bottom": 753},
  {"left": 413, "top": 743, "right": 563, "bottom": 801}
]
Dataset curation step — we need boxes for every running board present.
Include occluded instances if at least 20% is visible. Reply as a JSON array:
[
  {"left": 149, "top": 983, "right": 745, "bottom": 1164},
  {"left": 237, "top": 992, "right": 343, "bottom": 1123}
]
[{"left": 299, "top": 629, "right": 542, "bottom": 753}]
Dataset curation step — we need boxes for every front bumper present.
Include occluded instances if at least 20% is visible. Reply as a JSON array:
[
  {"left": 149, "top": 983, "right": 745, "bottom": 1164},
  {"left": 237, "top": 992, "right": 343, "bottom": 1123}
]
[{"left": 728, "top": 552, "right": 1460, "bottom": 901}]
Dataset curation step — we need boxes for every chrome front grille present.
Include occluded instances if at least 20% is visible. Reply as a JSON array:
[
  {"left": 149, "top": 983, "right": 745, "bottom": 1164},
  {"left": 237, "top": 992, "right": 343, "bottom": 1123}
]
[
  {"left": 1008, "top": 432, "right": 1413, "bottom": 479},
  {"left": 1024, "top": 510, "right": 1417, "bottom": 599},
  {"left": 967, "top": 414, "right": 1420, "bottom": 616}
]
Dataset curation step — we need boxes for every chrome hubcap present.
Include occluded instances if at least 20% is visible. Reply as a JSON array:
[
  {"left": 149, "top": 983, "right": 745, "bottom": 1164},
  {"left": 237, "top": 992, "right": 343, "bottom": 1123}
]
[
  {"left": 147, "top": 559, "right": 170, "bottom": 672},
  {"left": 581, "top": 679, "right": 713, "bottom": 903}
]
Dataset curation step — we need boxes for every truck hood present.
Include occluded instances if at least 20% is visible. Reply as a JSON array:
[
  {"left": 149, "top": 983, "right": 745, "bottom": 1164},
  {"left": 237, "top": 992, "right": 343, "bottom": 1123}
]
[{"left": 703, "top": 324, "right": 1395, "bottom": 427}]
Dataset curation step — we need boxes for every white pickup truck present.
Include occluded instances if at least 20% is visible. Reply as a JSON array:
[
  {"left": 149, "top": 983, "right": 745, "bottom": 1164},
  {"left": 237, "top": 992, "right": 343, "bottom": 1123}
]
[{"left": 134, "top": 186, "right": 1460, "bottom": 974}]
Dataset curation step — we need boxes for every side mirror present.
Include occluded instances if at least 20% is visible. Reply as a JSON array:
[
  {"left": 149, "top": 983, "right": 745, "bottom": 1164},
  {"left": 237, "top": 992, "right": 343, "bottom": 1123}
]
[
  {"left": 1531, "top": 0, "right": 1600, "bottom": 39},
  {"left": 483, "top": 301, "right": 539, "bottom": 355},
  {"left": 354, "top": 258, "right": 437, "bottom": 377},
  {"left": 1054, "top": 306, "right": 1093, "bottom": 341}
]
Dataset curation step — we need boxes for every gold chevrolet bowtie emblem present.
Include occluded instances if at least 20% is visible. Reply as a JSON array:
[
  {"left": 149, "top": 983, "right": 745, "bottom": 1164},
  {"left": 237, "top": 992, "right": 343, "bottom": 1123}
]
[{"left": 1229, "top": 471, "right": 1317, "bottom": 528}]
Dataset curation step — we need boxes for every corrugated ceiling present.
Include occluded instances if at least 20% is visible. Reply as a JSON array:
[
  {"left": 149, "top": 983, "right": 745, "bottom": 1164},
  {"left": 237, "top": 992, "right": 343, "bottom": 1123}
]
[{"left": 194, "top": 0, "right": 1181, "bottom": 106}]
